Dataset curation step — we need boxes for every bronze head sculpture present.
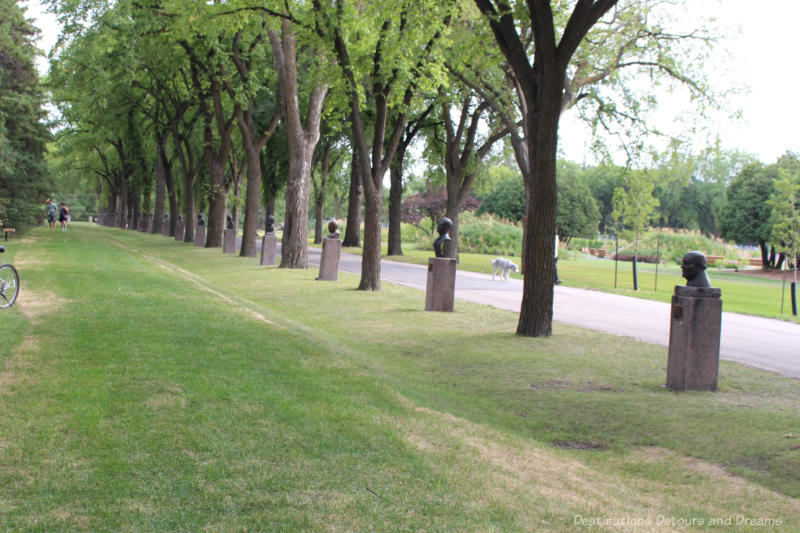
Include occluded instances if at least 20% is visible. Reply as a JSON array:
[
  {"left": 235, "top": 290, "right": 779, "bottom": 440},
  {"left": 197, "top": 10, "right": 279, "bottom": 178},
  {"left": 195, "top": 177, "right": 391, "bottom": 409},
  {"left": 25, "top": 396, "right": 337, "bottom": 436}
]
[
  {"left": 326, "top": 219, "right": 340, "bottom": 239},
  {"left": 433, "top": 217, "right": 453, "bottom": 258},
  {"left": 226, "top": 214, "right": 234, "bottom": 229},
  {"left": 681, "top": 251, "right": 712, "bottom": 288},
  {"left": 197, "top": 213, "right": 205, "bottom": 226}
]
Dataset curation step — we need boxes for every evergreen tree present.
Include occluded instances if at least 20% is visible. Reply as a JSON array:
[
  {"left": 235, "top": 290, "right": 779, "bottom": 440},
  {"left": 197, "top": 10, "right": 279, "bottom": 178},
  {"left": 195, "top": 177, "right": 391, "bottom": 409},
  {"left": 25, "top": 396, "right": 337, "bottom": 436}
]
[{"left": 0, "top": 0, "right": 51, "bottom": 229}]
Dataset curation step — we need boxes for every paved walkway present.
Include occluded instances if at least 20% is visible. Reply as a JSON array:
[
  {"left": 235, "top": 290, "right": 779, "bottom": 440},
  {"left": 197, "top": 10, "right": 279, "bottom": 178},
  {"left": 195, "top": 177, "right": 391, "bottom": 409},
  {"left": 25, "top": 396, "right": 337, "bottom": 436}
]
[{"left": 303, "top": 246, "right": 800, "bottom": 379}]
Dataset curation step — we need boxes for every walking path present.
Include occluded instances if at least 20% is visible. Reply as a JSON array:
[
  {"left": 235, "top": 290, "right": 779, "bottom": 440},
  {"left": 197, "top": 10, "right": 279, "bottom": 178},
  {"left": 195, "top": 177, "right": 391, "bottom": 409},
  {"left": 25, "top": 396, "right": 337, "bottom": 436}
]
[{"left": 304, "top": 246, "right": 800, "bottom": 379}]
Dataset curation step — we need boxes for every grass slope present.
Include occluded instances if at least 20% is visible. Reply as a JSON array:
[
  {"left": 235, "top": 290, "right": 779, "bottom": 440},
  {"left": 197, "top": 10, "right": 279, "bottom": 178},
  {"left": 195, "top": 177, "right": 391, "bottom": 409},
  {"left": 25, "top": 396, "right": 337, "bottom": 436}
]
[{"left": 0, "top": 223, "right": 798, "bottom": 531}]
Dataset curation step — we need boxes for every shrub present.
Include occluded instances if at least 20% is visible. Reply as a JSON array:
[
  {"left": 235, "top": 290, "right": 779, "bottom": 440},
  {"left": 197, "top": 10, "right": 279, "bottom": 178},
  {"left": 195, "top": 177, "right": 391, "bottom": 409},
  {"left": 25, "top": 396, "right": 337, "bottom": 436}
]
[{"left": 456, "top": 213, "right": 523, "bottom": 256}]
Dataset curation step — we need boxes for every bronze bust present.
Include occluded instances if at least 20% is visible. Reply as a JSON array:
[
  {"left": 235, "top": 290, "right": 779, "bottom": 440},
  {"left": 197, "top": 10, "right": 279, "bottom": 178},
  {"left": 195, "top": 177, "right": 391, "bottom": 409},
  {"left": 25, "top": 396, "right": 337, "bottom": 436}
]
[
  {"left": 681, "top": 251, "right": 712, "bottom": 288},
  {"left": 433, "top": 217, "right": 453, "bottom": 258},
  {"left": 326, "top": 219, "right": 340, "bottom": 239}
]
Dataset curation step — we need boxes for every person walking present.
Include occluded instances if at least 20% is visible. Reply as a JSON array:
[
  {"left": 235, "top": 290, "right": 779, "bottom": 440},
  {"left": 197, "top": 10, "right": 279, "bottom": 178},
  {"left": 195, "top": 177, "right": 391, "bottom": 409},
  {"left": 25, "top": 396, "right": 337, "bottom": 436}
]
[
  {"left": 58, "top": 202, "right": 70, "bottom": 231},
  {"left": 46, "top": 199, "right": 57, "bottom": 229}
]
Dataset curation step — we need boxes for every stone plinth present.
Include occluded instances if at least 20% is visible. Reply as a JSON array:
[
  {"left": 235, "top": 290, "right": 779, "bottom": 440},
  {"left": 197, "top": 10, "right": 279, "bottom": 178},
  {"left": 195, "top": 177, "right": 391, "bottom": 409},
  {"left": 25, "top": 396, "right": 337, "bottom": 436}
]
[
  {"left": 223, "top": 228, "right": 237, "bottom": 254},
  {"left": 261, "top": 233, "right": 277, "bottom": 266},
  {"left": 195, "top": 226, "right": 206, "bottom": 247},
  {"left": 667, "top": 285, "right": 722, "bottom": 391},
  {"left": 316, "top": 237, "right": 342, "bottom": 281},
  {"left": 161, "top": 222, "right": 170, "bottom": 236},
  {"left": 174, "top": 222, "right": 185, "bottom": 242},
  {"left": 425, "top": 257, "right": 457, "bottom": 312}
]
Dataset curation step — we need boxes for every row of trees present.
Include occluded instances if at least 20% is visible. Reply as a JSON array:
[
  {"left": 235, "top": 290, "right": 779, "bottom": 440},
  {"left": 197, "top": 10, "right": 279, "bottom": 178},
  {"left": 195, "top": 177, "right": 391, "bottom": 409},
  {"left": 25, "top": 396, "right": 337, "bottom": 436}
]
[{"left": 43, "top": 0, "right": 717, "bottom": 336}]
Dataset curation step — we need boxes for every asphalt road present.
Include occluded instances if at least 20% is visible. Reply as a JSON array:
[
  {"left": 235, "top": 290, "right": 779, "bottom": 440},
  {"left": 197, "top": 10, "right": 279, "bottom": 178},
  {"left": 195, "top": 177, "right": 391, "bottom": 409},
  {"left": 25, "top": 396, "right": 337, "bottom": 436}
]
[
  {"left": 298, "top": 245, "right": 800, "bottom": 379},
  {"left": 241, "top": 238, "right": 799, "bottom": 378}
]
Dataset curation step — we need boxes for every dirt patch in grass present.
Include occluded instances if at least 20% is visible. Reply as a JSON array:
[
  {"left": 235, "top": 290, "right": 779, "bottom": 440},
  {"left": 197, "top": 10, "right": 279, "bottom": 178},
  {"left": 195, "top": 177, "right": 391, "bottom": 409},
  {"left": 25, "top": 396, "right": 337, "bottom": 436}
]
[
  {"left": 398, "top": 403, "right": 800, "bottom": 529},
  {"left": 12, "top": 256, "right": 50, "bottom": 268},
  {"left": 16, "top": 289, "right": 64, "bottom": 323},
  {"left": 734, "top": 268, "right": 796, "bottom": 282},
  {"left": 553, "top": 440, "right": 607, "bottom": 450},
  {"left": 145, "top": 386, "right": 187, "bottom": 410},
  {"left": 529, "top": 380, "right": 624, "bottom": 393},
  {"left": 0, "top": 336, "right": 38, "bottom": 394}
]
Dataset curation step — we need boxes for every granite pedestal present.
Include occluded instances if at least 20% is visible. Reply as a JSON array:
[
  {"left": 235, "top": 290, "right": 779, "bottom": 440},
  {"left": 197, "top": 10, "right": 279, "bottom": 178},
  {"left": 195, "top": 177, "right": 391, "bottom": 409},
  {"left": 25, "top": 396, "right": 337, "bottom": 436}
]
[
  {"left": 195, "top": 226, "right": 206, "bottom": 247},
  {"left": 223, "top": 228, "right": 237, "bottom": 254},
  {"left": 316, "top": 237, "right": 341, "bottom": 281},
  {"left": 261, "top": 233, "right": 277, "bottom": 266},
  {"left": 667, "top": 285, "right": 722, "bottom": 391},
  {"left": 174, "top": 222, "right": 185, "bottom": 242},
  {"left": 161, "top": 222, "right": 170, "bottom": 236},
  {"left": 425, "top": 257, "right": 457, "bottom": 312}
]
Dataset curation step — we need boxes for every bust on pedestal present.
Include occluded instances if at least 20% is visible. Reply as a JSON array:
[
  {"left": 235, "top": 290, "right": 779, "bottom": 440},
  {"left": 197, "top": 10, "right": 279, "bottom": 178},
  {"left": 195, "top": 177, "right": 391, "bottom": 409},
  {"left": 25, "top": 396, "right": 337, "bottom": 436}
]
[
  {"left": 667, "top": 251, "right": 722, "bottom": 391},
  {"left": 317, "top": 220, "right": 342, "bottom": 281},
  {"left": 261, "top": 215, "right": 278, "bottom": 266},
  {"left": 195, "top": 213, "right": 206, "bottom": 247},
  {"left": 223, "top": 215, "right": 236, "bottom": 254},
  {"left": 426, "top": 218, "right": 457, "bottom": 312}
]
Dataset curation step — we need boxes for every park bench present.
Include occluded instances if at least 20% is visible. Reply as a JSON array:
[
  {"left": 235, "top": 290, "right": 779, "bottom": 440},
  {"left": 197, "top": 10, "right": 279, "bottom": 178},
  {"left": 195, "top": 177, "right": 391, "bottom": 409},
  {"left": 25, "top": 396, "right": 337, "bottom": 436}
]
[
  {"left": 3, "top": 228, "right": 15, "bottom": 241},
  {"left": 705, "top": 255, "right": 724, "bottom": 265}
]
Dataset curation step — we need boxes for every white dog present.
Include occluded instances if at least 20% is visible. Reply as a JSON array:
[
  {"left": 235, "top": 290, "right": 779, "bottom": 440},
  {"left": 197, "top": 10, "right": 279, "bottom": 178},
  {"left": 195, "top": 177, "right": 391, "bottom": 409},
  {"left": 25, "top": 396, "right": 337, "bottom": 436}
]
[{"left": 491, "top": 257, "right": 518, "bottom": 281}]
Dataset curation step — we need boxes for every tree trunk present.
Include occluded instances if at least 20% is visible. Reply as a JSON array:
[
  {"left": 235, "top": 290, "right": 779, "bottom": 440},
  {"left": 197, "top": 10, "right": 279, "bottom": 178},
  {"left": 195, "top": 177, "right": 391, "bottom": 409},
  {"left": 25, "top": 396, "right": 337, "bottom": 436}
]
[
  {"left": 206, "top": 156, "right": 227, "bottom": 247},
  {"left": 359, "top": 186, "right": 383, "bottom": 290},
  {"left": 342, "top": 149, "right": 362, "bottom": 247},
  {"left": 275, "top": 21, "right": 328, "bottom": 268},
  {"left": 152, "top": 149, "right": 166, "bottom": 234},
  {"left": 314, "top": 197, "right": 324, "bottom": 244},
  {"left": 239, "top": 141, "right": 261, "bottom": 257},
  {"left": 516, "top": 93, "right": 560, "bottom": 337},
  {"left": 759, "top": 239, "right": 769, "bottom": 270},
  {"left": 387, "top": 148, "right": 405, "bottom": 256},
  {"left": 281, "top": 153, "right": 312, "bottom": 267},
  {"left": 445, "top": 200, "right": 461, "bottom": 261},
  {"left": 182, "top": 172, "right": 196, "bottom": 244}
]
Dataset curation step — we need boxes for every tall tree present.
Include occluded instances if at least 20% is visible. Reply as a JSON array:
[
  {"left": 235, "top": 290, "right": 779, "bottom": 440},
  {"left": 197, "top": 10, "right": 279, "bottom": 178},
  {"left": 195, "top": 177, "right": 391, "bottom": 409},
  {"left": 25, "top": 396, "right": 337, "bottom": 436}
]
[
  {"left": 475, "top": 0, "right": 618, "bottom": 335},
  {"left": 720, "top": 162, "right": 776, "bottom": 269},
  {"left": 610, "top": 169, "right": 659, "bottom": 288},
  {"left": 315, "top": 0, "right": 453, "bottom": 289},
  {"left": 769, "top": 153, "right": 800, "bottom": 277},
  {"left": 474, "top": 0, "right": 713, "bottom": 336},
  {"left": 270, "top": 19, "right": 329, "bottom": 269},
  {"left": 0, "top": 0, "right": 51, "bottom": 229}
]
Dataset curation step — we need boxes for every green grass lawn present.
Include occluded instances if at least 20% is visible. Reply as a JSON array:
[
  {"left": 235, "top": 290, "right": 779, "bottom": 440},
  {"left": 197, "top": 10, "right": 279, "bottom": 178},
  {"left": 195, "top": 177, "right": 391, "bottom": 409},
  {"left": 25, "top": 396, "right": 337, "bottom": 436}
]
[
  {"left": 1, "top": 223, "right": 799, "bottom": 531},
  {"left": 339, "top": 243, "right": 795, "bottom": 321}
]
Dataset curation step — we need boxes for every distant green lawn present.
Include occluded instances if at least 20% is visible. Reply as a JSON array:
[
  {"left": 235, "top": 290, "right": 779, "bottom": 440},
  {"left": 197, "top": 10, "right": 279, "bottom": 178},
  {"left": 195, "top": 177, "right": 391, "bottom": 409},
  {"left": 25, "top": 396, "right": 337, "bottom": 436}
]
[
  {"left": 334, "top": 242, "right": 794, "bottom": 321},
  {"left": 1, "top": 223, "right": 798, "bottom": 531}
]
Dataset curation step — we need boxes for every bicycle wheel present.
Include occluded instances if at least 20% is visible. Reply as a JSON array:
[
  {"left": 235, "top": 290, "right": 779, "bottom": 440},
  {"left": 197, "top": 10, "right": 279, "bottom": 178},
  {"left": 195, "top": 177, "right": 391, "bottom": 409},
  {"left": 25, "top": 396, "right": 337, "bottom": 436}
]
[{"left": 0, "top": 263, "right": 19, "bottom": 308}]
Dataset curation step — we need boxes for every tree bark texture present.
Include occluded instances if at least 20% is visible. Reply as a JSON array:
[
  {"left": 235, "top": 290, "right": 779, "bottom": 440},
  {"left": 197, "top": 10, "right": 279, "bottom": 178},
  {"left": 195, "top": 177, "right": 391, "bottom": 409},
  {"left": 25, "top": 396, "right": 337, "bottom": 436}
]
[
  {"left": 387, "top": 145, "right": 406, "bottom": 256},
  {"left": 342, "top": 149, "right": 362, "bottom": 247},
  {"left": 152, "top": 146, "right": 167, "bottom": 234},
  {"left": 274, "top": 21, "right": 328, "bottom": 269},
  {"left": 359, "top": 186, "right": 383, "bottom": 291}
]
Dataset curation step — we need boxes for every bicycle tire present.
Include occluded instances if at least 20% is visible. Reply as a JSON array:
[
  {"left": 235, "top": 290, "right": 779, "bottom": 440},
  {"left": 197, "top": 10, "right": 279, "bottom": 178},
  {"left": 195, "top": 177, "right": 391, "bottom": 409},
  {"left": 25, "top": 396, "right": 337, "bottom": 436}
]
[{"left": 0, "top": 263, "right": 19, "bottom": 308}]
